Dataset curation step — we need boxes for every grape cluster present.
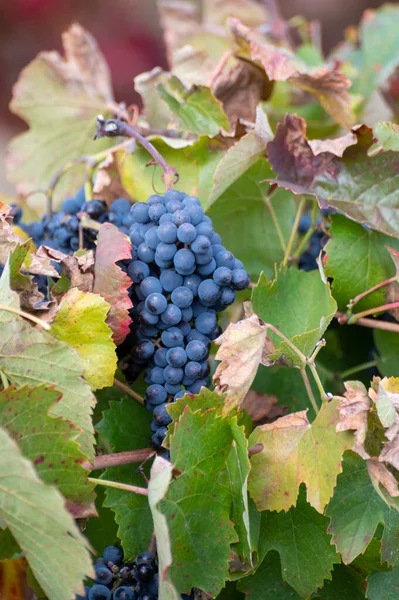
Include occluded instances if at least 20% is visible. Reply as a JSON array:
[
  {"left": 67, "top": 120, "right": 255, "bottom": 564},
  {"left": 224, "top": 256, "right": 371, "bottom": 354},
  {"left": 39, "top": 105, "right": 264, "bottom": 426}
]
[
  {"left": 124, "top": 190, "right": 250, "bottom": 450},
  {"left": 297, "top": 215, "right": 328, "bottom": 272},
  {"left": 18, "top": 189, "right": 133, "bottom": 255},
  {"left": 77, "top": 546, "right": 192, "bottom": 600}
]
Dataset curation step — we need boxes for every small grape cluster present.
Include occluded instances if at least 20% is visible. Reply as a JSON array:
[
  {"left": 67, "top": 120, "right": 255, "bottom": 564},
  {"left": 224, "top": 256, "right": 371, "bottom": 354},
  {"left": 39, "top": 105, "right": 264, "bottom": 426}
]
[
  {"left": 124, "top": 190, "right": 250, "bottom": 450},
  {"left": 17, "top": 189, "right": 134, "bottom": 255},
  {"left": 297, "top": 215, "right": 328, "bottom": 272},
  {"left": 77, "top": 546, "right": 192, "bottom": 600}
]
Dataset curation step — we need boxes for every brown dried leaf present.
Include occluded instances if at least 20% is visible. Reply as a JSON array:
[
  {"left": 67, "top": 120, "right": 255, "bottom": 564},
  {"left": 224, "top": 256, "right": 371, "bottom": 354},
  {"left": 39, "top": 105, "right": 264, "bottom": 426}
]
[
  {"left": 308, "top": 132, "right": 358, "bottom": 157},
  {"left": 229, "top": 18, "right": 354, "bottom": 128},
  {"left": 157, "top": 0, "right": 201, "bottom": 67},
  {"left": 92, "top": 153, "right": 132, "bottom": 207},
  {"left": 242, "top": 390, "right": 287, "bottom": 425},
  {"left": 367, "top": 458, "right": 399, "bottom": 498},
  {"left": 213, "top": 314, "right": 275, "bottom": 415},
  {"left": 336, "top": 381, "right": 371, "bottom": 459},
  {"left": 60, "top": 251, "right": 95, "bottom": 293}
]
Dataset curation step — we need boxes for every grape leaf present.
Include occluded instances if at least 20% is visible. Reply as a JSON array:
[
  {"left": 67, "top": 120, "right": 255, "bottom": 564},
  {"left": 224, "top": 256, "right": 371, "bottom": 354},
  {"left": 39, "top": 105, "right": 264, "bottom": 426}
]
[
  {"left": 213, "top": 314, "right": 273, "bottom": 415},
  {"left": 7, "top": 24, "right": 114, "bottom": 210},
  {"left": 229, "top": 18, "right": 354, "bottom": 128},
  {"left": 374, "top": 330, "right": 399, "bottom": 378},
  {"left": 207, "top": 160, "right": 296, "bottom": 279},
  {"left": 237, "top": 550, "right": 301, "bottom": 599},
  {"left": 252, "top": 268, "right": 337, "bottom": 367},
  {"left": 0, "top": 528, "right": 20, "bottom": 560},
  {"left": 156, "top": 74, "right": 229, "bottom": 136},
  {"left": 366, "top": 568, "right": 399, "bottom": 600},
  {"left": 369, "top": 122, "right": 399, "bottom": 155},
  {"left": 52, "top": 287, "right": 117, "bottom": 390},
  {"left": 326, "top": 451, "right": 388, "bottom": 564},
  {"left": 95, "top": 398, "right": 154, "bottom": 559},
  {"left": 0, "top": 273, "right": 95, "bottom": 460},
  {"left": 94, "top": 223, "right": 133, "bottom": 346},
  {"left": 312, "top": 564, "right": 365, "bottom": 600},
  {"left": 267, "top": 115, "right": 399, "bottom": 238},
  {"left": 248, "top": 399, "right": 353, "bottom": 513},
  {"left": 119, "top": 136, "right": 225, "bottom": 204},
  {"left": 207, "top": 107, "right": 272, "bottom": 203},
  {"left": 0, "top": 425, "right": 93, "bottom": 600},
  {"left": 324, "top": 215, "right": 399, "bottom": 312},
  {"left": 381, "top": 508, "right": 399, "bottom": 567},
  {"left": 157, "top": 405, "right": 238, "bottom": 596},
  {"left": 257, "top": 487, "right": 339, "bottom": 598},
  {"left": 0, "top": 385, "right": 94, "bottom": 518}
]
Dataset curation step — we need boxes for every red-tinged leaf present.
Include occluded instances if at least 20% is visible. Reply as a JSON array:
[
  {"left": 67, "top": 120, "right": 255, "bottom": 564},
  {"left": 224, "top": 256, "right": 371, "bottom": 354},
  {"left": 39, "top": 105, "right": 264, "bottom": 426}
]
[
  {"left": 267, "top": 115, "right": 399, "bottom": 238},
  {"left": 94, "top": 223, "right": 133, "bottom": 345}
]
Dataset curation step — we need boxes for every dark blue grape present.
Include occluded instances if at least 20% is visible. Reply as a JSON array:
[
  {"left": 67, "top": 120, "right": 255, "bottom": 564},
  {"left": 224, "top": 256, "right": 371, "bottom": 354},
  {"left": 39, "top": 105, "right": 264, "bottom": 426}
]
[
  {"left": 181, "top": 306, "right": 193, "bottom": 322},
  {"left": 144, "top": 226, "right": 160, "bottom": 249},
  {"left": 191, "top": 235, "right": 211, "bottom": 254},
  {"left": 131, "top": 203, "right": 150, "bottom": 223},
  {"left": 82, "top": 200, "right": 107, "bottom": 219},
  {"left": 171, "top": 286, "right": 193, "bottom": 308},
  {"left": 62, "top": 196, "right": 84, "bottom": 215},
  {"left": 164, "top": 365, "right": 184, "bottom": 384},
  {"left": 215, "top": 250, "right": 235, "bottom": 269},
  {"left": 184, "top": 361, "right": 202, "bottom": 379},
  {"left": 161, "top": 304, "right": 182, "bottom": 325},
  {"left": 153, "top": 403, "right": 172, "bottom": 425},
  {"left": 298, "top": 214, "right": 312, "bottom": 234},
  {"left": 139, "top": 309, "right": 159, "bottom": 326},
  {"left": 156, "top": 242, "right": 177, "bottom": 261},
  {"left": 187, "top": 377, "right": 210, "bottom": 394},
  {"left": 129, "top": 223, "right": 144, "bottom": 246},
  {"left": 134, "top": 340, "right": 155, "bottom": 360},
  {"left": 177, "top": 223, "right": 197, "bottom": 243},
  {"left": 128, "top": 261, "right": 150, "bottom": 283},
  {"left": 196, "top": 258, "right": 216, "bottom": 276},
  {"left": 211, "top": 232, "right": 222, "bottom": 245},
  {"left": 166, "top": 347, "right": 187, "bottom": 367},
  {"left": 111, "top": 198, "right": 131, "bottom": 213},
  {"left": 140, "top": 276, "right": 163, "bottom": 297},
  {"left": 154, "top": 348, "right": 168, "bottom": 367},
  {"left": 137, "top": 243, "right": 155, "bottom": 263},
  {"left": 174, "top": 390, "right": 186, "bottom": 400},
  {"left": 145, "top": 293, "right": 168, "bottom": 315},
  {"left": 185, "top": 205, "right": 204, "bottom": 225},
  {"left": 93, "top": 564, "right": 113, "bottom": 585},
  {"left": 195, "top": 310, "right": 217, "bottom": 335},
  {"left": 136, "top": 552, "right": 156, "bottom": 566},
  {"left": 183, "top": 274, "right": 202, "bottom": 296},
  {"left": 161, "top": 327, "right": 184, "bottom": 348},
  {"left": 88, "top": 585, "right": 111, "bottom": 600},
  {"left": 172, "top": 210, "right": 190, "bottom": 226},
  {"left": 113, "top": 587, "right": 135, "bottom": 600},
  {"left": 186, "top": 340, "right": 208, "bottom": 361},
  {"left": 160, "top": 269, "right": 183, "bottom": 292},
  {"left": 231, "top": 268, "right": 250, "bottom": 290},
  {"left": 213, "top": 266, "right": 232, "bottom": 286},
  {"left": 166, "top": 200, "right": 182, "bottom": 213},
  {"left": 196, "top": 220, "right": 213, "bottom": 238},
  {"left": 150, "top": 367, "right": 165, "bottom": 385},
  {"left": 220, "top": 286, "right": 236, "bottom": 306},
  {"left": 146, "top": 384, "right": 167, "bottom": 405},
  {"left": 147, "top": 194, "right": 164, "bottom": 205},
  {"left": 198, "top": 279, "right": 221, "bottom": 305},
  {"left": 178, "top": 321, "right": 191, "bottom": 336},
  {"left": 159, "top": 212, "right": 174, "bottom": 223},
  {"left": 148, "top": 203, "right": 166, "bottom": 222},
  {"left": 103, "top": 545, "right": 124, "bottom": 566},
  {"left": 195, "top": 249, "right": 213, "bottom": 265},
  {"left": 174, "top": 249, "right": 195, "bottom": 275},
  {"left": 157, "top": 221, "right": 178, "bottom": 243},
  {"left": 182, "top": 196, "right": 201, "bottom": 207},
  {"left": 164, "top": 382, "right": 181, "bottom": 394},
  {"left": 164, "top": 190, "right": 186, "bottom": 202}
]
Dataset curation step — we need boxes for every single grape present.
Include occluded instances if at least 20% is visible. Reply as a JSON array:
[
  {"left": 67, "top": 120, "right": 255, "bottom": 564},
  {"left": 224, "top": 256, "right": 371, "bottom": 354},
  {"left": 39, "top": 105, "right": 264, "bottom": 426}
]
[
  {"left": 160, "top": 269, "right": 183, "bottom": 292},
  {"left": 220, "top": 286, "right": 236, "bottom": 306},
  {"left": 198, "top": 279, "right": 221, "bottom": 306},
  {"left": 174, "top": 248, "right": 196, "bottom": 275},
  {"left": 160, "top": 304, "right": 182, "bottom": 326},
  {"left": 181, "top": 306, "right": 193, "bottom": 322},
  {"left": 185, "top": 204, "right": 204, "bottom": 225},
  {"left": 196, "top": 220, "right": 213, "bottom": 239},
  {"left": 148, "top": 203, "right": 166, "bottom": 222},
  {"left": 147, "top": 194, "right": 164, "bottom": 205},
  {"left": 187, "top": 377, "right": 210, "bottom": 394},
  {"left": 145, "top": 384, "right": 167, "bottom": 405},
  {"left": 186, "top": 340, "right": 208, "bottom": 361},
  {"left": 140, "top": 276, "right": 162, "bottom": 297},
  {"left": 93, "top": 564, "right": 113, "bottom": 585},
  {"left": 144, "top": 226, "right": 160, "bottom": 250},
  {"left": 164, "top": 365, "right": 184, "bottom": 384},
  {"left": 231, "top": 268, "right": 250, "bottom": 290},
  {"left": 177, "top": 222, "right": 197, "bottom": 243},
  {"left": 82, "top": 200, "right": 107, "bottom": 219},
  {"left": 195, "top": 310, "right": 217, "bottom": 335},
  {"left": 137, "top": 243, "right": 155, "bottom": 263},
  {"left": 298, "top": 214, "right": 312, "bottom": 234},
  {"left": 191, "top": 234, "right": 211, "bottom": 254},
  {"left": 164, "top": 189, "right": 186, "bottom": 202},
  {"left": 196, "top": 258, "right": 217, "bottom": 276},
  {"left": 174, "top": 390, "right": 186, "bottom": 400},
  {"left": 161, "top": 327, "right": 184, "bottom": 348},
  {"left": 88, "top": 585, "right": 111, "bottom": 600},
  {"left": 135, "top": 552, "right": 156, "bottom": 567},
  {"left": 137, "top": 563, "right": 155, "bottom": 582},
  {"left": 103, "top": 545, "right": 124, "bottom": 566},
  {"left": 134, "top": 340, "right": 155, "bottom": 360},
  {"left": 159, "top": 212, "right": 173, "bottom": 223},
  {"left": 113, "top": 587, "right": 135, "bottom": 600},
  {"left": 172, "top": 210, "right": 190, "bottom": 226},
  {"left": 150, "top": 366, "right": 166, "bottom": 385},
  {"left": 154, "top": 348, "right": 168, "bottom": 367},
  {"left": 165, "top": 382, "right": 181, "bottom": 394},
  {"left": 184, "top": 361, "right": 202, "bottom": 380},
  {"left": 182, "top": 195, "right": 201, "bottom": 207},
  {"left": 183, "top": 274, "right": 202, "bottom": 296},
  {"left": 213, "top": 266, "right": 232, "bottom": 286},
  {"left": 145, "top": 293, "right": 168, "bottom": 315},
  {"left": 128, "top": 261, "right": 150, "bottom": 283},
  {"left": 166, "top": 347, "right": 187, "bottom": 367},
  {"left": 215, "top": 250, "right": 235, "bottom": 269},
  {"left": 138, "top": 309, "right": 159, "bottom": 326},
  {"left": 195, "top": 248, "right": 213, "bottom": 265},
  {"left": 178, "top": 321, "right": 191, "bottom": 336},
  {"left": 171, "top": 286, "right": 194, "bottom": 308},
  {"left": 157, "top": 221, "right": 178, "bottom": 243},
  {"left": 131, "top": 202, "right": 150, "bottom": 223},
  {"left": 153, "top": 403, "right": 172, "bottom": 426},
  {"left": 156, "top": 242, "right": 177, "bottom": 261},
  {"left": 111, "top": 198, "right": 131, "bottom": 214}
]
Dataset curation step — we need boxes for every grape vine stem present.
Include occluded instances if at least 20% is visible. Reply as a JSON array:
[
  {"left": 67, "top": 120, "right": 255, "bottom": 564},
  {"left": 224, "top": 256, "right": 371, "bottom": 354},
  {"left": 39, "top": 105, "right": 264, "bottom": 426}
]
[
  {"left": 300, "top": 368, "right": 319, "bottom": 414},
  {"left": 347, "top": 276, "right": 397, "bottom": 309},
  {"left": 114, "top": 378, "right": 145, "bottom": 405},
  {"left": 88, "top": 477, "right": 148, "bottom": 496},
  {"left": 283, "top": 197, "right": 306, "bottom": 267},
  {"left": 82, "top": 448, "right": 154, "bottom": 471},
  {"left": 348, "top": 301, "right": 399, "bottom": 323},
  {"left": 0, "top": 304, "right": 50, "bottom": 330}
]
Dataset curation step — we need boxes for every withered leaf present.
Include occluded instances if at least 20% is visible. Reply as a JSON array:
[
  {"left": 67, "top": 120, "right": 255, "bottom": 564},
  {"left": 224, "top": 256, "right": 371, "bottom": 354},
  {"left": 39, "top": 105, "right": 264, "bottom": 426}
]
[{"left": 336, "top": 381, "right": 371, "bottom": 459}]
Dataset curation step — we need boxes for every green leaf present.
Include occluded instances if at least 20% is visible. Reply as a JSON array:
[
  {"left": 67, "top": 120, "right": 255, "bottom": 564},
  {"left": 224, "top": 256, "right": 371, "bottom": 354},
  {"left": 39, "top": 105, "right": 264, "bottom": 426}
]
[
  {"left": 237, "top": 550, "right": 301, "bottom": 599},
  {"left": 94, "top": 223, "right": 133, "bottom": 346},
  {"left": 207, "top": 108, "right": 272, "bottom": 204},
  {"left": 0, "top": 528, "right": 20, "bottom": 560},
  {"left": 312, "top": 564, "right": 365, "bottom": 600},
  {"left": 0, "top": 425, "right": 93, "bottom": 600},
  {"left": 158, "top": 404, "right": 238, "bottom": 596},
  {"left": 252, "top": 268, "right": 337, "bottom": 367},
  {"left": 119, "top": 137, "right": 225, "bottom": 204},
  {"left": 83, "top": 486, "right": 119, "bottom": 556},
  {"left": 258, "top": 486, "right": 339, "bottom": 598},
  {"left": 324, "top": 215, "right": 399, "bottom": 312},
  {"left": 366, "top": 568, "right": 399, "bottom": 600},
  {"left": 267, "top": 115, "right": 399, "bottom": 238},
  {"left": 156, "top": 74, "right": 229, "bottom": 136},
  {"left": 374, "top": 330, "right": 399, "bottom": 378},
  {"left": 207, "top": 160, "right": 296, "bottom": 279},
  {"left": 369, "top": 122, "right": 399, "bottom": 155},
  {"left": 248, "top": 399, "right": 353, "bottom": 513},
  {"left": 326, "top": 451, "right": 389, "bottom": 564},
  {"left": 52, "top": 287, "right": 117, "bottom": 390},
  {"left": 95, "top": 397, "right": 154, "bottom": 559},
  {"left": 347, "top": 5, "right": 399, "bottom": 97},
  {"left": 0, "top": 312, "right": 95, "bottom": 460},
  {"left": 0, "top": 385, "right": 94, "bottom": 517},
  {"left": 7, "top": 24, "right": 114, "bottom": 211}
]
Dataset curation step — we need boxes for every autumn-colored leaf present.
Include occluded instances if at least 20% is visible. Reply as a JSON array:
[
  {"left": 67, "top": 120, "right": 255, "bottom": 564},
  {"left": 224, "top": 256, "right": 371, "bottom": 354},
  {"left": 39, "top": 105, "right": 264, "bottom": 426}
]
[
  {"left": 52, "top": 287, "right": 117, "bottom": 390},
  {"left": 213, "top": 314, "right": 275, "bottom": 415},
  {"left": 94, "top": 223, "right": 133, "bottom": 345},
  {"left": 248, "top": 399, "right": 353, "bottom": 513},
  {"left": 0, "top": 558, "right": 28, "bottom": 600},
  {"left": 229, "top": 18, "right": 354, "bottom": 128},
  {"left": 336, "top": 381, "right": 371, "bottom": 459}
]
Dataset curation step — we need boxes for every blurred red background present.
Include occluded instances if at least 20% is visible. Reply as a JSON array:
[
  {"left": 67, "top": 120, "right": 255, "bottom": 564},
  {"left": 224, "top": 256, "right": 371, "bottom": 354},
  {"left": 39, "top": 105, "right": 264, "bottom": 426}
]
[{"left": 0, "top": 0, "right": 396, "bottom": 193}]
